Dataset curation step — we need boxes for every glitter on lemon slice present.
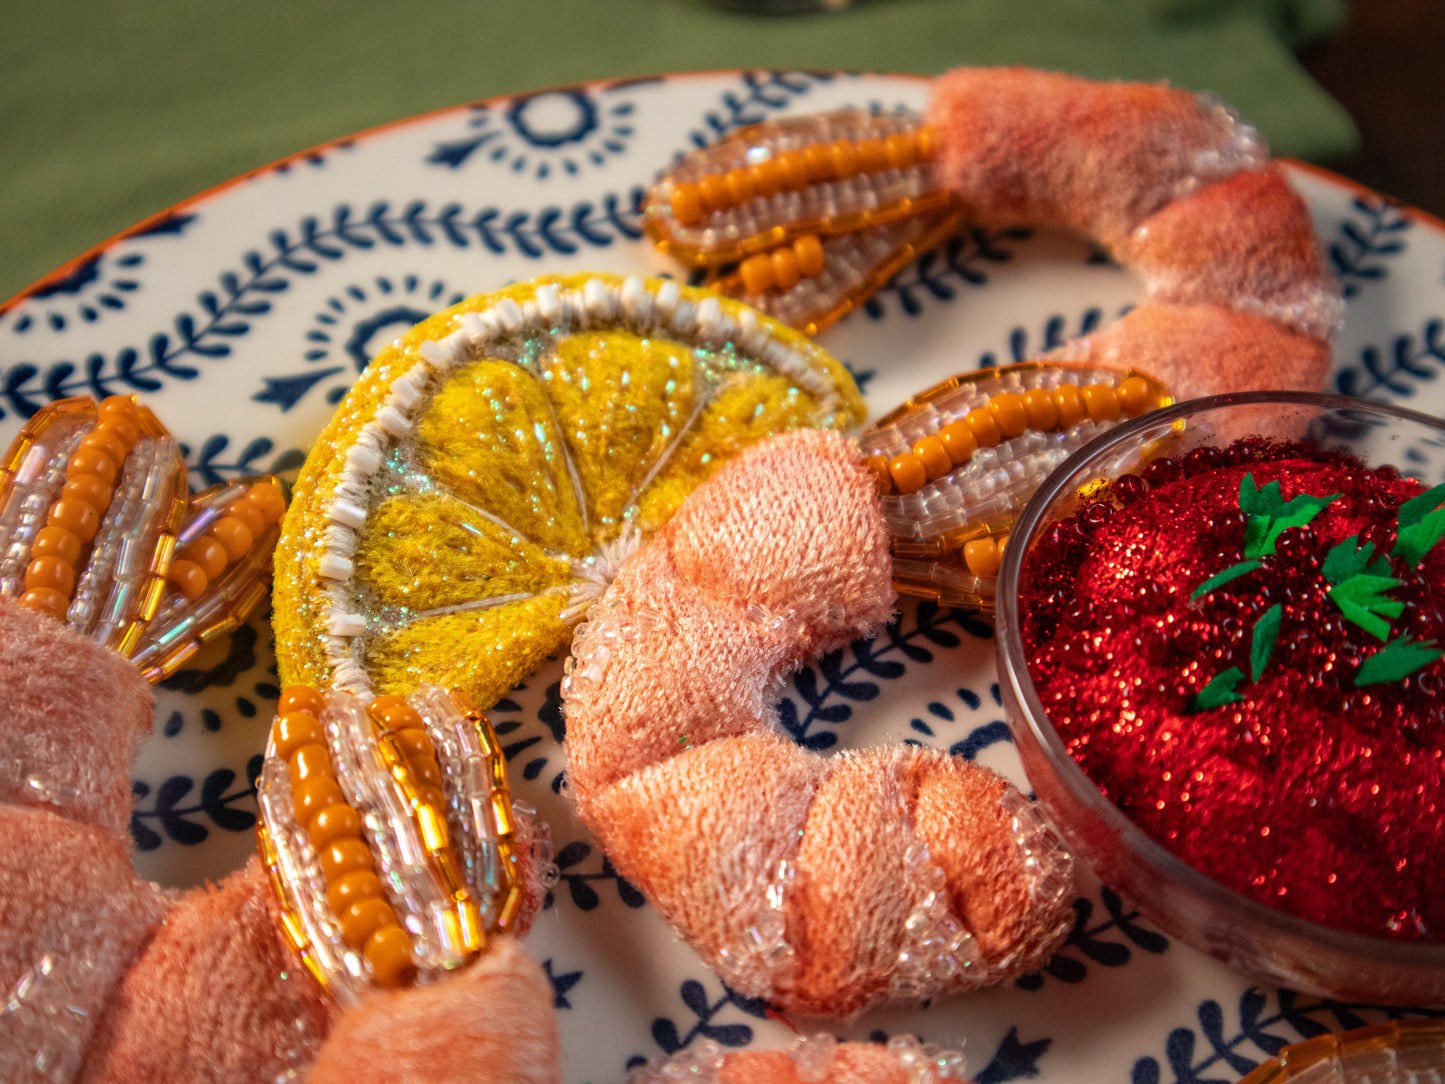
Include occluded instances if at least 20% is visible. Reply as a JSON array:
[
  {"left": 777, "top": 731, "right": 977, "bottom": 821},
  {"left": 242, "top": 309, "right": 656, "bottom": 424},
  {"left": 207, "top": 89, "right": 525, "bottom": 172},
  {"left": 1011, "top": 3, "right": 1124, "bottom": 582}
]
[{"left": 274, "top": 273, "right": 865, "bottom": 710}]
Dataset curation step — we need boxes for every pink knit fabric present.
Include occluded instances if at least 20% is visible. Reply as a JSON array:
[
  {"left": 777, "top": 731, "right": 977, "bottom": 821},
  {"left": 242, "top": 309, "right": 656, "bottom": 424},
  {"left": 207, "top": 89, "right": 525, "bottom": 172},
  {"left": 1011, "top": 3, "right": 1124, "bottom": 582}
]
[
  {"left": 0, "top": 597, "right": 154, "bottom": 840},
  {"left": 565, "top": 430, "right": 1075, "bottom": 1017}
]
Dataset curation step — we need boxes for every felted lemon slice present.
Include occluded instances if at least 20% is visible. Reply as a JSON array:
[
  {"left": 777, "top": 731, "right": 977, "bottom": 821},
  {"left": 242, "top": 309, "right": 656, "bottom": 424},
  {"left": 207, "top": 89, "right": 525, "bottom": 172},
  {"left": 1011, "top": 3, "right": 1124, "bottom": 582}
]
[{"left": 273, "top": 273, "right": 865, "bottom": 709}]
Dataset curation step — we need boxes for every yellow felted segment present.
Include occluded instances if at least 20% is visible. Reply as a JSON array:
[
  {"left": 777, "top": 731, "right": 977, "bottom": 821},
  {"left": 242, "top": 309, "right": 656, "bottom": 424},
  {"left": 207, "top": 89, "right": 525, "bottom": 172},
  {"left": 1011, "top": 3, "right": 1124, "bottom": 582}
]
[
  {"left": 417, "top": 359, "right": 590, "bottom": 556},
  {"left": 355, "top": 492, "right": 572, "bottom": 612},
  {"left": 634, "top": 371, "right": 824, "bottom": 528},
  {"left": 540, "top": 330, "right": 699, "bottom": 543},
  {"left": 365, "top": 593, "right": 570, "bottom": 704}
]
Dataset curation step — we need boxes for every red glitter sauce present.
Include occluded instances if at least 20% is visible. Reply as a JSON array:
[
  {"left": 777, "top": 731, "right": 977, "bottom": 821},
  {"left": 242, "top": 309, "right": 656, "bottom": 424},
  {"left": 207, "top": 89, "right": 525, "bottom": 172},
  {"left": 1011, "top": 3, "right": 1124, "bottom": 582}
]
[{"left": 1019, "top": 439, "right": 1445, "bottom": 941}]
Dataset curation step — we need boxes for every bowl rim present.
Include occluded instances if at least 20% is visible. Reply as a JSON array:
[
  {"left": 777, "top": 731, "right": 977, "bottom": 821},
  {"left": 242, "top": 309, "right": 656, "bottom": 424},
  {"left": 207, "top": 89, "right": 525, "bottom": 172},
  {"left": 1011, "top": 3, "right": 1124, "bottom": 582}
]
[{"left": 995, "top": 389, "right": 1445, "bottom": 968}]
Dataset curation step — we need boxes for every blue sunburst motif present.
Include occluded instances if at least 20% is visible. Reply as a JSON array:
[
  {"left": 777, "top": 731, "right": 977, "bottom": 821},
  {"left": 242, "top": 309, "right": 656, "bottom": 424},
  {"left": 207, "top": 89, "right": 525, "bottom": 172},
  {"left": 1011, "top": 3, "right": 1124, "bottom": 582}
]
[{"left": 427, "top": 87, "right": 638, "bottom": 179}]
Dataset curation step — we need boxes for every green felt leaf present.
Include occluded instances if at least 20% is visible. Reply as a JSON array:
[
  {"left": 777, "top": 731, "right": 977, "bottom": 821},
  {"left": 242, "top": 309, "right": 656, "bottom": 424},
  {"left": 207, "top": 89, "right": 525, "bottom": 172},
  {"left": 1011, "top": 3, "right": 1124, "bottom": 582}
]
[
  {"left": 1321, "top": 536, "right": 1392, "bottom": 584},
  {"left": 1393, "top": 505, "right": 1445, "bottom": 568},
  {"left": 1238, "top": 473, "right": 1340, "bottom": 558},
  {"left": 1396, "top": 483, "right": 1445, "bottom": 529},
  {"left": 1190, "top": 559, "right": 1263, "bottom": 601},
  {"left": 1327, "top": 573, "right": 1405, "bottom": 640},
  {"left": 1188, "top": 667, "right": 1246, "bottom": 712},
  {"left": 1356, "top": 635, "right": 1444, "bottom": 687},
  {"left": 1250, "top": 603, "right": 1283, "bottom": 682}
]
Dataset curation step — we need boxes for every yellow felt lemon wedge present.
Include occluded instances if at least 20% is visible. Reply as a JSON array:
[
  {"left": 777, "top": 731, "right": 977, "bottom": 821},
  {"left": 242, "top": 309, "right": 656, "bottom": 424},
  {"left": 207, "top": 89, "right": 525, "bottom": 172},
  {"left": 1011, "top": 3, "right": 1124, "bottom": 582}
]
[{"left": 273, "top": 273, "right": 865, "bottom": 709}]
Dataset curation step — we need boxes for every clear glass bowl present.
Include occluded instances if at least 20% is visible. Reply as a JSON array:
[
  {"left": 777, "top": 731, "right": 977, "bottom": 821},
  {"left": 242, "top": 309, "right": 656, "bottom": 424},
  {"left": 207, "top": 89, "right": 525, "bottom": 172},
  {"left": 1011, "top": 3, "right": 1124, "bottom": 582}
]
[{"left": 995, "top": 391, "right": 1445, "bottom": 1004}]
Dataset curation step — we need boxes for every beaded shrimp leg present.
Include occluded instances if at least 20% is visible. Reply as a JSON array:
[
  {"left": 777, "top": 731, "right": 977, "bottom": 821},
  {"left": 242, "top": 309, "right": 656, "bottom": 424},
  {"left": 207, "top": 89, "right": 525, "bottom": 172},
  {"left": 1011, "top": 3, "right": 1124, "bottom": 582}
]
[
  {"left": 563, "top": 429, "right": 1075, "bottom": 1018},
  {"left": 644, "top": 68, "right": 1341, "bottom": 403}
]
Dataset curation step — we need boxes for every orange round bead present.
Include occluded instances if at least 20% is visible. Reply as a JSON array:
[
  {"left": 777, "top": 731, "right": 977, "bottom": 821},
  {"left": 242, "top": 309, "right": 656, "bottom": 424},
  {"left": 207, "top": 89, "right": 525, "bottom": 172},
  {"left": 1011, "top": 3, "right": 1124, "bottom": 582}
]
[
  {"left": 394, "top": 728, "right": 436, "bottom": 761},
  {"left": 48, "top": 498, "right": 100, "bottom": 543},
  {"left": 20, "top": 587, "right": 69, "bottom": 620},
  {"left": 1118, "top": 375, "right": 1155, "bottom": 417},
  {"left": 1081, "top": 384, "right": 1122, "bottom": 422},
  {"left": 367, "top": 695, "right": 416, "bottom": 727},
  {"left": 32, "top": 526, "right": 82, "bottom": 566},
  {"left": 865, "top": 454, "right": 893, "bottom": 495},
  {"left": 963, "top": 537, "right": 1002, "bottom": 577},
  {"left": 915, "top": 125, "right": 938, "bottom": 160},
  {"left": 364, "top": 924, "right": 416, "bottom": 988},
  {"left": 420, "top": 785, "right": 448, "bottom": 811},
  {"left": 97, "top": 395, "right": 138, "bottom": 418},
  {"left": 911, "top": 434, "right": 953, "bottom": 482},
  {"left": 1053, "top": 384, "right": 1087, "bottom": 428},
  {"left": 293, "top": 775, "right": 345, "bottom": 826},
  {"left": 964, "top": 407, "right": 1002, "bottom": 448},
  {"left": 793, "top": 234, "right": 825, "bottom": 278},
  {"left": 776, "top": 150, "right": 811, "bottom": 190},
  {"left": 208, "top": 516, "right": 253, "bottom": 562},
  {"left": 79, "top": 429, "right": 129, "bottom": 469},
  {"left": 739, "top": 253, "right": 774, "bottom": 296},
  {"left": 288, "top": 742, "right": 334, "bottom": 785},
  {"left": 273, "top": 710, "right": 326, "bottom": 761},
  {"left": 887, "top": 453, "right": 929, "bottom": 495},
  {"left": 224, "top": 498, "right": 268, "bottom": 538},
  {"left": 770, "top": 247, "right": 801, "bottom": 292},
  {"left": 340, "top": 896, "right": 398, "bottom": 950},
  {"left": 410, "top": 756, "right": 444, "bottom": 790},
  {"left": 669, "top": 182, "right": 704, "bottom": 227},
  {"left": 278, "top": 685, "right": 327, "bottom": 718},
  {"left": 855, "top": 136, "right": 888, "bottom": 174},
  {"left": 802, "top": 142, "right": 833, "bottom": 182},
  {"left": 319, "top": 837, "right": 376, "bottom": 882},
  {"left": 244, "top": 481, "right": 287, "bottom": 524},
  {"left": 938, "top": 419, "right": 979, "bottom": 465},
  {"left": 94, "top": 413, "right": 140, "bottom": 451},
  {"left": 697, "top": 173, "right": 730, "bottom": 214},
  {"left": 884, "top": 131, "right": 916, "bottom": 170},
  {"left": 749, "top": 157, "right": 784, "bottom": 198},
  {"left": 62, "top": 473, "right": 112, "bottom": 513},
  {"left": 165, "top": 559, "right": 209, "bottom": 601},
  {"left": 25, "top": 555, "right": 76, "bottom": 597},
  {"left": 180, "top": 535, "right": 228, "bottom": 580},
  {"left": 1023, "top": 387, "right": 1060, "bottom": 430},
  {"left": 326, "top": 869, "right": 384, "bottom": 917},
  {"left": 987, "top": 392, "right": 1030, "bottom": 439},
  {"left": 65, "top": 446, "right": 119, "bottom": 486},
  {"left": 724, "top": 168, "right": 754, "bottom": 205},
  {"left": 827, "top": 139, "right": 858, "bottom": 180},
  {"left": 308, "top": 803, "right": 363, "bottom": 851}
]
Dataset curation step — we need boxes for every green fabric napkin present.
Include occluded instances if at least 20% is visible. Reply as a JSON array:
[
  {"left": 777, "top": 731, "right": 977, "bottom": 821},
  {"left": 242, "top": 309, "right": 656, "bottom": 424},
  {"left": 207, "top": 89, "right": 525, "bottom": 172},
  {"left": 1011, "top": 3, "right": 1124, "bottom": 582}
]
[{"left": 0, "top": 0, "right": 1356, "bottom": 305}]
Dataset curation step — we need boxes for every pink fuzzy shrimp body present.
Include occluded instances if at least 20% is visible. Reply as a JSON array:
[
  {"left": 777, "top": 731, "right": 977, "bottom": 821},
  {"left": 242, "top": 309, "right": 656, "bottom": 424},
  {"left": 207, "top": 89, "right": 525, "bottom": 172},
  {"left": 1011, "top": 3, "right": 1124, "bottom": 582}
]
[{"left": 563, "top": 429, "right": 1075, "bottom": 1017}]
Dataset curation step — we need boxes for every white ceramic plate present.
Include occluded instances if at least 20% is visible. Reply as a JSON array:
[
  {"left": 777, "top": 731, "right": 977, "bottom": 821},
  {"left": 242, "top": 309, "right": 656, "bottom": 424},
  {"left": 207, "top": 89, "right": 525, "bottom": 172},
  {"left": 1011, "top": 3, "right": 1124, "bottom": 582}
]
[{"left": 3, "top": 70, "right": 1442, "bottom": 1083}]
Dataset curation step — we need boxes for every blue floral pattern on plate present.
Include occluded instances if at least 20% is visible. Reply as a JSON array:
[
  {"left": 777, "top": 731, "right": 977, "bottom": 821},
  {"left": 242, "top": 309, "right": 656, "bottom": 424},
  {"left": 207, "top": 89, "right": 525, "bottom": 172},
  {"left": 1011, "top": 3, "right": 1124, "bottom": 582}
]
[{"left": 3, "top": 71, "right": 1443, "bottom": 1083}]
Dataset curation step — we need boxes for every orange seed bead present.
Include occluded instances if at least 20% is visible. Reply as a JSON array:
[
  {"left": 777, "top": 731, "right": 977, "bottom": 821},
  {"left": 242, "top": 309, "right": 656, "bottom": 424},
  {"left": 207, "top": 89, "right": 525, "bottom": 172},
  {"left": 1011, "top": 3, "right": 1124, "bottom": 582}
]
[
  {"left": 293, "top": 775, "right": 345, "bottom": 826},
  {"left": 208, "top": 516, "right": 253, "bottom": 562},
  {"left": 938, "top": 420, "right": 979, "bottom": 465},
  {"left": 739, "top": 253, "right": 774, "bottom": 296},
  {"left": 964, "top": 407, "right": 1002, "bottom": 448},
  {"left": 1118, "top": 375, "right": 1155, "bottom": 417},
  {"left": 865, "top": 455, "right": 893, "bottom": 495},
  {"left": 828, "top": 139, "right": 859, "bottom": 179},
  {"left": 793, "top": 234, "right": 825, "bottom": 278},
  {"left": 776, "top": 150, "right": 810, "bottom": 190},
  {"left": 987, "top": 392, "right": 1030, "bottom": 439},
  {"left": 724, "top": 168, "right": 754, "bottom": 205},
  {"left": 327, "top": 869, "right": 384, "bottom": 916},
  {"left": 1053, "top": 384, "right": 1087, "bottom": 427},
  {"left": 410, "top": 756, "right": 444, "bottom": 790},
  {"left": 394, "top": 728, "right": 436, "bottom": 761},
  {"left": 884, "top": 131, "right": 916, "bottom": 169},
  {"left": 364, "top": 924, "right": 416, "bottom": 988},
  {"left": 166, "top": 559, "right": 209, "bottom": 601},
  {"left": 669, "top": 182, "right": 704, "bottom": 227},
  {"left": 20, "top": 588, "right": 70, "bottom": 620},
  {"left": 770, "top": 247, "right": 800, "bottom": 292},
  {"left": 48, "top": 498, "right": 100, "bottom": 543},
  {"left": 963, "top": 537, "right": 1002, "bottom": 577},
  {"left": 94, "top": 414, "right": 140, "bottom": 451},
  {"left": 911, "top": 434, "right": 953, "bottom": 482},
  {"left": 25, "top": 555, "right": 76, "bottom": 597},
  {"left": 65, "top": 447, "right": 119, "bottom": 486},
  {"left": 855, "top": 136, "right": 888, "bottom": 173},
  {"left": 224, "top": 498, "right": 268, "bottom": 538},
  {"left": 62, "top": 473, "right": 112, "bottom": 513},
  {"left": 32, "top": 526, "right": 82, "bottom": 566},
  {"left": 97, "top": 395, "right": 137, "bottom": 418},
  {"left": 320, "top": 838, "right": 376, "bottom": 882},
  {"left": 915, "top": 125, "right": 938, "bottom": 160},
  {"left": 79, "top": 429, "right": 128, "bottom": 469},
  {"left": 244, "top": 480, "right": 288, "bottom": 524},
  {"left": 1023, "top": 388, "right": 1061, "bottom": 430},
  {"left": 308, "top": 803, "right": 364, "bottom": 851},
  {"left": 340, "top": 896, "right": 398, "bottom": 950},
  {"left": 278, "top": 685, "right": 327, "bottom": 718},
  {"left": 803, "top": 143, "right": 833, "bottom": 182},
  {"left": 1081, "top": 384, "right": 1122, "bottom": 422},
  {"left": 697, "top": 173, "right": 730, "bottom": 213},
  {"left": 288, "top": 743, "right": 334, "bottom": 785},
  {"left": 369, "top": 697, "right": 420, "bottom": 730},
  {"left": 749, "top": 157, "right": 784, "bottom": 198},
  {"left": 180, "top": 535, "right": 228, "bottom": 580},
  {"left": 273, "top": 710, "right": 327, "bottom": 761},
  {"left": 887, "top": 453, "right": 929, "bottom": 495}
]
